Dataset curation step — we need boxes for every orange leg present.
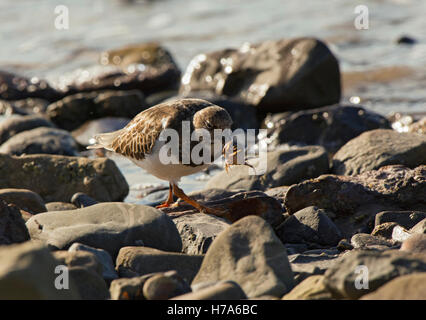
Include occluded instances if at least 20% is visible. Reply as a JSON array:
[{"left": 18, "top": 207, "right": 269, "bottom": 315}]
[
  {"left": 172, "top": 183, "right": 225, "bottom": 217},
  {"left": 155, "top": 183, "right": 174, "bottom": 208}
]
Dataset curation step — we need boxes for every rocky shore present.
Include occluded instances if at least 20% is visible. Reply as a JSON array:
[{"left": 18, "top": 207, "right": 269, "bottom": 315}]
[{"left": 0, "top": 37, "right": 425, "bottom": 300}]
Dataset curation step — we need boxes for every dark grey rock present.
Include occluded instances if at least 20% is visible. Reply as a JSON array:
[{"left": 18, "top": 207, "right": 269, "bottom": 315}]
[
  {"left": 0, "top": 188, "right": 46, "bottom": 214},
  {"left": 70, "top": 192, "right": 98, "bottom": 208},
  {"left": 375, "top": 210, "right": 426, "bottom": 230},
  {"left": 0, "top": 115, "right": 55, "bottom": 145},
  {"left": 0, "top": 199, "right": 30, "bottom": 245}
]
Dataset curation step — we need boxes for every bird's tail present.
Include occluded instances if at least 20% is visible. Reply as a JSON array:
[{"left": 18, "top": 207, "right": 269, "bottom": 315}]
[{"left": 86, "top": 130, "right": 122, "bottom": 151}]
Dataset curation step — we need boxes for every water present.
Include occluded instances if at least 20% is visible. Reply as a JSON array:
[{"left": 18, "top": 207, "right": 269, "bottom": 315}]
[{"left": 1, "top": 0, "right": 425, "bottom": 200}]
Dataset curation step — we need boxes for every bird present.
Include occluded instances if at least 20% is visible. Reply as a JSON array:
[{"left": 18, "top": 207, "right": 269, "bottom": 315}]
[{"left": 87, "top": 98, "right": 235, "bottom": 216}]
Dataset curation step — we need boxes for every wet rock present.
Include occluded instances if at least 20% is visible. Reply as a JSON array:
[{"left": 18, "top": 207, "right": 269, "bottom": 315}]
[
  {"left": 276, "top": 206, "right": 342, "bottom": 247},
  {"left": 70, "top": 192, "right": 98, "bottom": 208},
  {"left": 0, "top": 199, "right": 30, "bottom": 245},
  {"left": 57, "top": 43, "right": 180, "bottom": 96},
  {"left": 362, "top": 273, "right": 426, "bottom": 300},
  {"left": 288, "top": 249, "right": 341, "bottom": 284},
  {"left": 192, "top": 216, "right": 294, "bottom": 298},
  {"left": 0, "top": 153, "right": 129, "bottom": 202},
  {"left": 72, "top": 117, "right": 130, "bottom": 146},
  {"left": 0, "top": 242, "right": 80, "bottom": 299},
  {"left": 0, "top": 70, "right": 60, "bottom": 101},
  {"left": 375, "top": 210, "right": 426, "bottom": 230},
  {"left": 323, "top": 249, "right": 426, "bottom": 299},
  {"left": 332, "top": 129, "right": 426, "bottom": 175},
  {"left": 143, "top": 270, "right": 191, "bottom": 300},
  {"left": 0, "top": 188, "right": 46, "bottom": 214},
  {"left": 371, "top": 222, "right": 398, "bottom": 239},
  {"left": 162, "top": 190, "right": 284, "bottom": 229},
  {"left": 282, "top": 275, "right": 333, "bottom": 300},
  {"left": 110, "top": 274, "right": 153, "bottom": 300},
  {"left": 0, "top": 127, "right": 79, "bottom": 156},
  {"left": 206, "top": 145, "right": 329, "bottom": 191},
  {"left": 173, "top": 281, "right": 247, "bottom": 300},
  {"left": 26, "top": 203, "right": 182, "bottom": 257},
  {"left": 68, "top": 242, "right": 118, "bottom": 281},
  {"left": 46, "top": 90, "right": 146, "bottom": 131},
  {"left": 0, "top": 115, "right": 55, "bottom": 145},
  {"left": 45, "top": 202, "right": 77, "bottom": 211},
  {"left": 116, "top": 246, "right": 202, "bottom": 283},
  {"left": 350, "top": 233, "right": 396, "bottom": 249},
  {"left": 173, "top": 213, "right": 230, "bottom": 254},
  {"left": 263, "top": 105, "right": 390, "bottom": 153},
  {"left": 53, "top": 250, "right": 109, "bottom": 300},
  {"left": 284, "top": 165, "right": 426, "bottom": 216},
  {"left": 400, "top": 234, "right": 426, "bottom": 254},
  {"left": 180, "top": 38, "right": 340, "bottom": 113}
]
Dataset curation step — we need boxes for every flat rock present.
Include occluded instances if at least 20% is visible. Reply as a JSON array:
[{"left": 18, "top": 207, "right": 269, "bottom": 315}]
[
  {"left": 0, "top": 199, "right": 30, "bottom": 245},
  {"left": 0, "top": 114, "right": 55, "bottom": 145},
  {"left": 375, "top": 210, "right": 426, "bottom": 229},
  {"left": 26, "top": 202, "right": 182, "bottom": 257},
  {"left": 0, "top": 242, "right": 80, "bottom": 299},
  {"left": 192, "top": 215, "right": 295, "bottom": 298},
  {"left": 180, "top": 38, "right": 340, "bottom": 113},
  {"left": 0, "top": 154, "right": 129, "bottom": 202},
  {"left": 116, "top": 246, "right": 202, "bottom": 283},
  {"left": 0, "top": 188, "right": 46, "bottom": 214},
  {"left": 323, "top": 249, "right": 426, "bottom": 299},
  {"left": 332, "top": 129, "right": 426, "bottom": 175},
  {"left": 173, "top": 213, "right": 230, "bottom": 254},
  {"left": 282, "top": 275, "right": 333, "bottom": 300},
  {"left": 361, "top": 273, "right": 426, "bottom": 300},
  {"left": 263, "top": 105, "right": 390, "bottom": 153},
  {"left": 172, "top": 281, "right": 247, "bottom": 300},
  {"left": 276, "top": 206, "right": 342, "bottom": 247},
  {"left": 206, "top": 145, "right": 329, "bottom": 191}
]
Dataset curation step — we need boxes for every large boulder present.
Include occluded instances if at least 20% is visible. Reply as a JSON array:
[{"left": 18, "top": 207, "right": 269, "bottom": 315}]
[
  {"left": 180, "top": 38, "right": 341, "bottom": 113},
  {"left": 332, "top": 129, "right": 426, "bottom": 175},
  {"left": 262, "top": 105, "right": 390, "bottom": 153},
  {"left": 192, "top": 216, "right": 295, "bottom": 298},
  {"left": 0, "top": 154, "right": 128, "bottom": 202},
  {"left": 26, "top": 203, "right": 182, "bottom": 257}
]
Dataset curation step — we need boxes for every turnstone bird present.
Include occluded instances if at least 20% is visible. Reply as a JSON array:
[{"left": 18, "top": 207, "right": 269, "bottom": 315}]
[{"left": 88, "top": 98, "right": 235, "bottom": 215}]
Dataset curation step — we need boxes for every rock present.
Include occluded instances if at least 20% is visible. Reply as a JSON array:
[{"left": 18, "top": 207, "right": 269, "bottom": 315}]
[
  {"left": 323, "top": 249, "right": 426, "bottom": 299},
  {"left": 362, "top": 273, "right": 426, "bottom": 300},
  {"left": 263, "top": 105, "right": 390, "bottom": 153},
  {"left": 26, "top": 202, "right": 182, "bottom": 257},
  {"left": 400, "top": 234, "right": 426, "bottom": 254},
  {"left": 392, "top": 225, "right": 412, "bottom": 242},
  {"left": 45, "top": 202, "right": 77, "bottom": 211},
  {"left": 0, "top": 114, "right": 55, "bottom": 145},
  {"left": 288, "top": 249, "right": 341, "bottom": 284},
  {"left": 206, "top": 145, "right": 329, "bottom": 191},
  {"left": 332, "top": 129, "right": 426, "bottom": 176},
  {"left": 116, "top": 246, "right": 202, "bottom": 283},
  {"left": 162, "top": 190, "right": 284, "bottom": 229},
  {"left": 0, "top": 199, "right": 30, "bottom": 245},
  {"left": 276, "top": 206, "right": 342, "bottom": 247},
  {"left": 173, "top": 281, "right": 247, "bottom": 300},
  {"left": 180, "top": 38, "right": 340, "bottom": 113},
  {"left": 411, "top": 218, "right": 426, "bottom": 234},
  {"left": 282, "top": 275, "right": 333, "bottom": 300},
  {"left": 285, "top": 243, "right": 308, "bottom": 255},
  {"left": 264, "top": 186, "right": 289, "bottom": 206},
  {"left": 284, "top": 165, "right": 426, "bottom": 216},
  {"left": 0, "top": 127, "right": 79, "bottom": 156},
  {"left": 0, "top": 242, "right": 80, "bottom": 299},
  {"left": 350, "top": 233, "right": 396, "bottom": 249},
  {"left": 46, "top": 90, "right": 146, "bottom": 131},
  {"left": 337, "top": 239, "right": 354, "bottom": 252},
  {"left": 70, "top": 192, "right": 98, "bottom": 208},
  {"left": 192, "top": 216, "right": 294, "bottom": 298},
  {"left": 143, "top": 270, "right": 191, "bottom": 300},
  {"left": 0, "top": 188, "right": 46, "bottom": 214},
  {"left": 0, "top": 70, "right": 60, "bottom": 101},
  {"left": 173, "top": 213, "right": 230, "bottom": 254},
  {"left": 409, "top": 117, "right": 426, "bottom": 135},
  {"left": 110, "top": 274, "right": 153, "bottom": 300},
  {"left": 68, "top": 243, "right": 118, "bottom": 281},
  {"left": 0, "top": 153, "right": 129, "bottom": 202},
  {"left": 53, "top": 250, "right": 109, "bottom": 300},
  {"left": 371, "top": 222, "right": 398, "bottom": 239},
  {"left": 375, "top": 210, "right": 426, "bottom": 230},
  {"left": 71, "top": 117, "right": 130, "bottom": 146},
  {"left": 56, "top": 43, "right": 180, "bottom": 96},
  {"left": 0, "top": 98, "right": 49, "bottom": 116}
]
